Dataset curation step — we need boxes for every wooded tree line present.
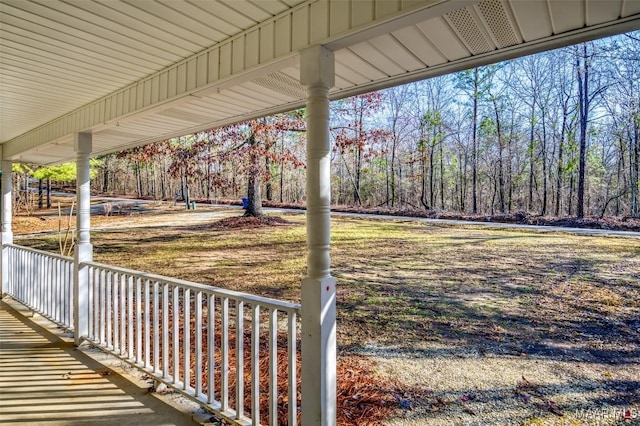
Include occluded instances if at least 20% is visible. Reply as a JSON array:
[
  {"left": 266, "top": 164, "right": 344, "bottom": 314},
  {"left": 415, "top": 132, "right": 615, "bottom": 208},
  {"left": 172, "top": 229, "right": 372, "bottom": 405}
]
[{"left": 18, "top": 34, "right": 640, "bottom": 219}]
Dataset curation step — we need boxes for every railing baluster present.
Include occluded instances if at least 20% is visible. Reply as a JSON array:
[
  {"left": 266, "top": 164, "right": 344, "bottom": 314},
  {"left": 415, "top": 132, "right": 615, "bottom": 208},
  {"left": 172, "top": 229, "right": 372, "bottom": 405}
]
[
  {"left": 64, "top": 259, "right": 70, "bottom": 327},
  {"left": 41, "top": 254, "right": 45, "bottom": 314},
  {"left": 163, "top": 281, "right": 169, "bottom": 379},
  {"left": 113, "top": 272, "right": 119, "bottom": 352},
  {"left": 173, "top": 286, "right": 180, "bottom": 386},
  {"left": 288, "top": 311, "right": 297, "bottom": 426},
  {"left": 128, "top": 275, "right": 134, "bottom": 360},
  {"left": 42, "top": 255, "right": 47, "bottom": 315},
  {"left": 236, "top": 300, "right": 244, "bottom": 418},
  {"left": 106, "top": 271, "right": 112, "bottom": 349},
  {"left": 87, "top": 265, "right": 93, "bottom": 340},
  {"left": 58, "top": 260, "right": 62, "bottom": 326},
  {"left": 207, "top": 294, "right": 215, "bottom": 405},
  {"left": 144, "top": 279, "right": 150, "bottom": 369},
  {"left": 120, "top": 273, "right": 126, "bottom": 354},
  {"left": 221, "top": 296, "right": 229, "bottom": 411},
  {"left": 100, "top": 269, "right": 106, "bottom": 345},
  {"left": 195, "top": 291, "right": 202, "bottom": 398},
  {"left": 183, "top": 288, "right": 191, "bottom": 391},
  {"left": 269, "top": 309, "right": 278, "bottom": 426},
  {"left": 37, "top": 254, "right": 43, "bottom": 315},
  {"left": 13, "top": 249, "right": 17, "bottom": 299},
  {"left": 153, "top": 280, "right": 160, "bottom": 374},
  {"left": 91, "top": 267, "right": 100, "bottom": 342},
  {"left": 56, "top": 259, "right": 61, "bottom": 324},
  {"left": 135, "top": 277, "right": 142, "bottom": 364},
  {"left": 56, "top": 260, "right": 67, "bottom": 324},
  {"left": 40, "top": 257, "right": 51, "bottom": 317},
  {"left": 27, "top": 251, "right": 32, "bottom": 308},
  {"left": 251, "top": 304, "right": 260, "bottom": 426},
  {"left": 47, "top": 257, "right": 53, "bottom": 322},
  {"left": 60, "top": 258, "right": 65, "bottom": 325},
  {"left": 36, "top": 253, "right": 42, "bottom": 313},
  {"left": 47, "top": 257, "right": 52, "bottom": 318}
]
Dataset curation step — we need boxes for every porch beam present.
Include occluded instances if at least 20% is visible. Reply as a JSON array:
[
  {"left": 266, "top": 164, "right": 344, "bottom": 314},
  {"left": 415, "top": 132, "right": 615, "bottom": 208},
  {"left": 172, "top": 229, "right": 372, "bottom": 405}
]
[
  {"left": 300, "top": 45, "right": 336, "bottom": 426},
  {"left": 73, "top": 132, "right": 93, "bottom": 345},
  {"left": 1, "top": 154, "right": 13, "bottom": 296}
]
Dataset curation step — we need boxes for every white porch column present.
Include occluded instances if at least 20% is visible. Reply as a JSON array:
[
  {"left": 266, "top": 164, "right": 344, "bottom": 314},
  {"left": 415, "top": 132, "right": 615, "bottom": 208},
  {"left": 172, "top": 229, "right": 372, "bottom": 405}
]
[
  {"left": 1, "top": 155, "right": 14, "bottom": 297},
  {"left": 73, "top": 133, "right": 93, "bottom": 345},
  {"left": 300, "top": 45, "right": 336, "bottom": 426}
]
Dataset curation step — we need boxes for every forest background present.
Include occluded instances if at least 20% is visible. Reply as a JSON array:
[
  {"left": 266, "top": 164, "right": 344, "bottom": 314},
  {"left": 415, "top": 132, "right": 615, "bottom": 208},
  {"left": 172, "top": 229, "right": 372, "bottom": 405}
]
[{"left": 14, "top": 33, "right": 640, "bottom": 221}]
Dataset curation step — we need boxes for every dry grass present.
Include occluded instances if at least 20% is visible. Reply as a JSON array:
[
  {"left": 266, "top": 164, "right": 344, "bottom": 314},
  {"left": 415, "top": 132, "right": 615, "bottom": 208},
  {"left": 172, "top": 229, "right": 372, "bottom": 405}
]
[
  {"left": 15, "top": 208, "right": 640, "bottom": 425},
  {"left": 17, "top": 211, "right": 640, "bottom": 356}
]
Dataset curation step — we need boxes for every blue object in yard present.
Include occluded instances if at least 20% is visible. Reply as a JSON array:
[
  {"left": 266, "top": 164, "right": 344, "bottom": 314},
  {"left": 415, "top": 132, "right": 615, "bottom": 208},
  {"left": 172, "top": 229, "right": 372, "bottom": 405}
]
[{"left": 242, "top": 198, "right": 248, "bottom": 209}]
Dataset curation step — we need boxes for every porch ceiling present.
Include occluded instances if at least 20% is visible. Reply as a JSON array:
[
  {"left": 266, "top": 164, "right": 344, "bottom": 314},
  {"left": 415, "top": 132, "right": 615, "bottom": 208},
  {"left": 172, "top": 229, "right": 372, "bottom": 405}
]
[{"left": 1, "top": 0, "right": 639, "bottom": 165}]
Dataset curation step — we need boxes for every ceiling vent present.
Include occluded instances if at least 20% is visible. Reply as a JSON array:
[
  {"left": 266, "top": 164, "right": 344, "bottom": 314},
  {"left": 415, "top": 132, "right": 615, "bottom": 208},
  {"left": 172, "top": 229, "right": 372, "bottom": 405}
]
[
  {"left": 477, "top": 0, "right": 520, "bottom": 48},
  {"left": 254, "top": 72, "right": 307, "bottom": 100},
  {"left": 446, "top": 6, "right": 493, "bottom": 55}
]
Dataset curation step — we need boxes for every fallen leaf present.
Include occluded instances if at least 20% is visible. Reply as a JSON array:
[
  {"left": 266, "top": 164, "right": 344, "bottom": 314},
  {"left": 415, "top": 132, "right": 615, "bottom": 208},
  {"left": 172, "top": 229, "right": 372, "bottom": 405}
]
[{"left": 463, "top": 406, "right": 476, "bottom": 415}]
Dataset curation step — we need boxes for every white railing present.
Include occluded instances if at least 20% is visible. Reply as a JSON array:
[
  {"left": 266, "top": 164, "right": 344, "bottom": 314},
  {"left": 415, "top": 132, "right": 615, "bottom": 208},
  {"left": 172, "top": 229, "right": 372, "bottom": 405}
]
[
  {"left": 5, "top": 244, "right": 74, "bottom": 330},
  {"left": 85, "top": 261, "right": 301, "bottom": 426},
  {"left": 3, "top": 245, "right": 301, "bottom": 424}
]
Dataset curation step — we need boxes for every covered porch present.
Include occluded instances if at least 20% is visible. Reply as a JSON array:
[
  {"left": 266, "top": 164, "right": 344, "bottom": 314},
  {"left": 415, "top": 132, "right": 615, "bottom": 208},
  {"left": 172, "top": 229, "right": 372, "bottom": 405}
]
[
  {"left": 0, "top": 297, "right": 200, "bottom": 425},
  {"left": 2, "top": 1, "right": 640, "bottom": 425}
]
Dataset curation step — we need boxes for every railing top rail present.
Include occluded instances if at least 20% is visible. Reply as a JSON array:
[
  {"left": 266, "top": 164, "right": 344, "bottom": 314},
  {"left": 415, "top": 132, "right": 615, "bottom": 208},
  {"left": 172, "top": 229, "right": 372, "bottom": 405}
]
[
  {"left": 84, "top": 260, "right": 301, "bottom": 313},
  {"left": 5, "top": 243, "right": 73, "bottom": 263}
]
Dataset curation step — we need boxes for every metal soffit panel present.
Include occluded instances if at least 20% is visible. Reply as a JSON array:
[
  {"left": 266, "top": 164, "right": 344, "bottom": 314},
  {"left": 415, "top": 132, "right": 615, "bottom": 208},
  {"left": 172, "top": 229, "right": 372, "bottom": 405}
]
[
  {"left": 2, "top": 0, "right": 640, "bottom": 165},
  {"left": 105, "top": 0, "right": 640, "bottom": 154},
  {"left": 337, "top": 0, "right": 639, "bottom": 83},
  {"left": 0, "top": 0, "right": 307, "bottom": 142}
]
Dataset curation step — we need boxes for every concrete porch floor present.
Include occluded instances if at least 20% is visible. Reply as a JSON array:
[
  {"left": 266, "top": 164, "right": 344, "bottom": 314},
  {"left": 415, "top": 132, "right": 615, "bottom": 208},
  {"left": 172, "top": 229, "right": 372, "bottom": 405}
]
[{"left": 0, "top": 298, "right": 200, "bottom": 426}]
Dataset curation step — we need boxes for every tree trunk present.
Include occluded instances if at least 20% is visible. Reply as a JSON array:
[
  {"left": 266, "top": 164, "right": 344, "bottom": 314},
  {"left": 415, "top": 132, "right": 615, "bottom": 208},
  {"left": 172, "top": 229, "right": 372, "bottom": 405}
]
[
  {"left": 46, "top": 179, "right": 52, "bottom": 209},
  {"left": 161, "top": 160, "right": 167, "bottom": 200},
  {"left": 576, "top": 44, "right": 589, "bottom": 219},
  {"left": 265, "top": 156, "right": 273, "bottom": 201},
  {"left": 280, "top": 159, "right": 285, "bottom": 203},
  {"left": 507, "top": 115, "right": 514, "bottom": 213},
  {"left": 38, "top": 179, "right": 43, "bottom": 209},
  {"left": 354, "top": 145, "right": 362, "bottom": 205},
  {"left": 472, "top": 68, "right": 479, "bottom": 214},
  {"left": 631, "top": 113, "right": 639, "bottom": 216},
  {"left": 492, "top": 97, "right": 505, "bottom": 213},
  {"left": 390, "top": 134, "right": 397, "bottom": 207},
  {"left": 102, "top": 157, "right": 110, "bottom": 192},
  {"left": 245, "top": 135, "right": 264, "bottom": 217},
  {"left": 569, "top": 173, "right": 575, "bottom": 216},
  {"left": 429, "top": 138, "right": 436, "bottom": 209},
  {"left": 181, "top": 169, "right": 190, "bottom": 209},
  {"left": 420, "top": 147, "right": 429, "bottom": 210},
  {"left": 541, "top": 112, "right": 548, "bottom": 216},
  {"left": 135, "top": 162, "right": 143, "bottom": 198},
  {"left": 439, "top": 136, "right": 445, "bottom": 210},
  {"left": 528, "top": 103, "right": 535, "bottom": 212}
]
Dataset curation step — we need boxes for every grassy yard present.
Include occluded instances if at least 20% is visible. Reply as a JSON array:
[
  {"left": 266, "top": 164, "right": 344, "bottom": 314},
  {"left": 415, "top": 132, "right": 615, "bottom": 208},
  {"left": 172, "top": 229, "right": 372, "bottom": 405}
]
[
  {"left": 16, "top": 209, "right": 640, "bottom": 424},
  {"left": 18, "top": 211, "right": 640, "bottom": 357}
]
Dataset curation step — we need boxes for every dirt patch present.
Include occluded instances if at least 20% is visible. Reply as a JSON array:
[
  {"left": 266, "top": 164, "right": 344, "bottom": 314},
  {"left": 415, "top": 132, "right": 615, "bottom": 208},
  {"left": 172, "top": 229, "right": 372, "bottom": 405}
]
[
  {"left": 196, "top": 215, "right": 292, "bottom": 230},
  {"left": 204, "top": 198, "right": 640, "bottom": 232}
]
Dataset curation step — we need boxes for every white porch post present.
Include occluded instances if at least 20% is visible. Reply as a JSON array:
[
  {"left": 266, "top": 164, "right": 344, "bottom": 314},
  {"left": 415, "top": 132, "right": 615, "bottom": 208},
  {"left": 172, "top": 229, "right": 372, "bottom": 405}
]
[
  {"left": 73, "top": 133, "right": 93, "bottom": 345},
  {"left": 1, "top": 155, "right": 13, "bottom": 297},
  {"left": 300, "top": 45, "right": 336, "bottom": 426}
]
